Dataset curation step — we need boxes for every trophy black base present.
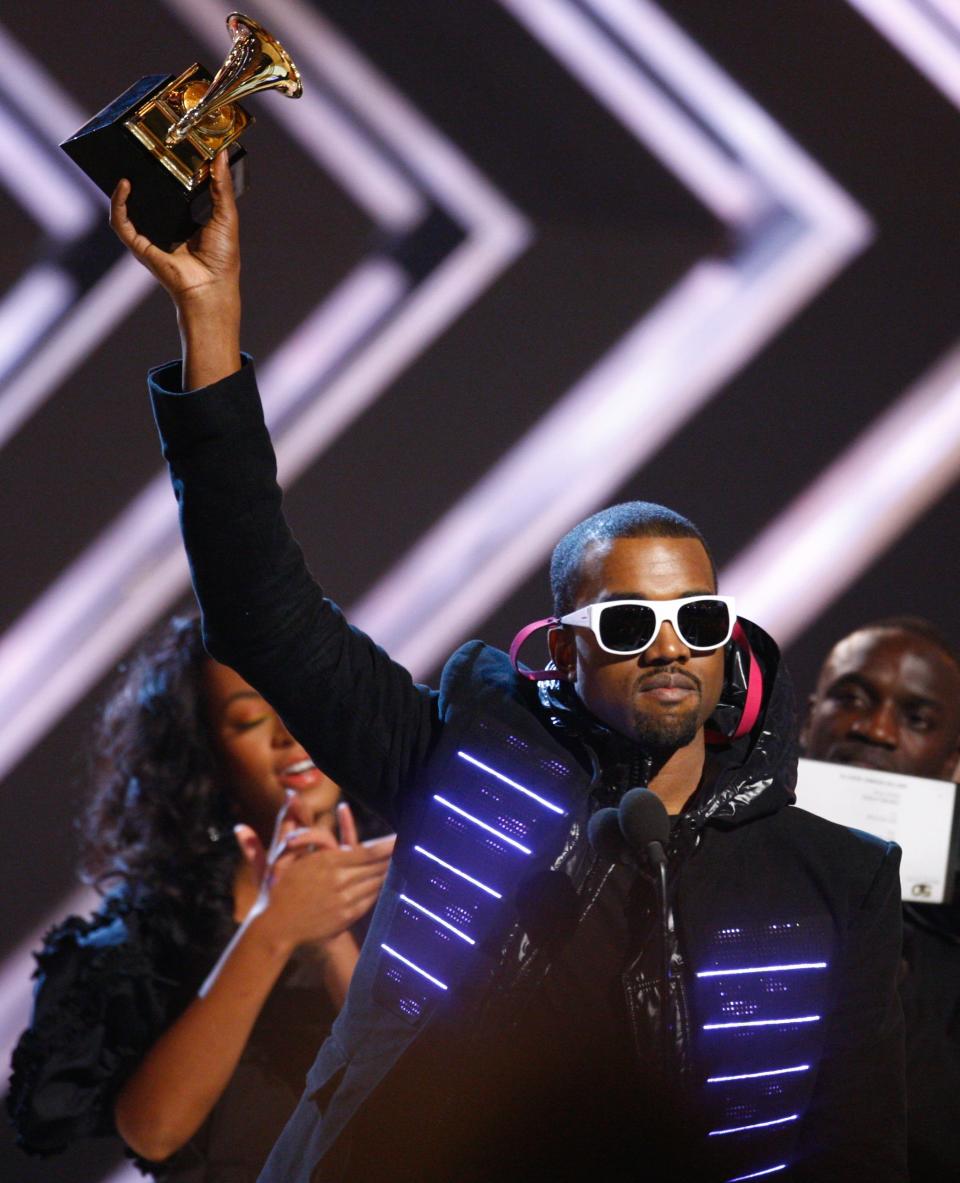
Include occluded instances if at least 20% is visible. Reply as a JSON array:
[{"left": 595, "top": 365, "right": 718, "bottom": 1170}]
[{"left": 61, "top": 74, "right": 247, "bottom": 253}]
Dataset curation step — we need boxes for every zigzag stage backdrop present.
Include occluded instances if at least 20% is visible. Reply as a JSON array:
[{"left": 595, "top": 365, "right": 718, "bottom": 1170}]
[{"left": 1, "top": 2, "right": 959, "bottom": 1178}]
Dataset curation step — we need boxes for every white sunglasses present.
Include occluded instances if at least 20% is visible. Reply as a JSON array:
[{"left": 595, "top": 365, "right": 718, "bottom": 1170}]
[{"left": 558, "top": 595, "right": 736, "bottom": 656}]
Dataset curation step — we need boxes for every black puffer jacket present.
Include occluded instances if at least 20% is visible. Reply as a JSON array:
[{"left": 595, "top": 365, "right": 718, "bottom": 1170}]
[{"left": 149, "top": 358, "right": 906, "bottom": 1183}]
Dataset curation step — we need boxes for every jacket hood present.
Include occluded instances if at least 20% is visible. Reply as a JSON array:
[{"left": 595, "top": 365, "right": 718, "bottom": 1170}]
[{"left": 690, "top": 616, "right": 798, "bottom": 831}]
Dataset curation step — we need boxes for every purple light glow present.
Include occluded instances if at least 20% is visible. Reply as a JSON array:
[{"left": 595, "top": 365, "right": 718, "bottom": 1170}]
[
  {"left": 709, "top": 1115, "right": 798, "bottom": 1137},
  {"left": 707, "top": 1064, "right": 810, "bottom": 1083},
  {"left": 457, "top": 750, "right": 566, "bottom": 814},
  {"left": 506, "top": 0, "right": 761, "bottom": 220},
  {"left": 0, "top": 257, "right": 155, "bottom": 453},
  {"left": 0, "top": 99, "right": 93, "bottom": 239},
  {"left": 399, "top": 894, "right": 476, "bottom": 944},
  {"left": 726, "top": 1166, "right": 787, "bottom": 1181},
  {"left": 846, "top": 0, "right": 960, "bottom": 113},
  {"left": 413, "top": 846, "right": 503, "bottom": 898},
  {"left": 0, "top": 265, "right": 73, "bottom": 386},
  {"left": 433, "top": 795, "right": 533, "bottom": 854},
  {"left": 696, "top": 961, "right": 827, "bottom": 978},
  {"left": 380, "top": 944, "right": 448, "bottom": 990},
  {"left": 704, "top": 1016, "right": 821, "bottom": 1030}
]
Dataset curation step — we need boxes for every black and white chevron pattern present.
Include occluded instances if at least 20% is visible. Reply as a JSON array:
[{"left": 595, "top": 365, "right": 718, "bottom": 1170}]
[{"left": 1, "top": 3, "right": 958, "bottom": 1179}]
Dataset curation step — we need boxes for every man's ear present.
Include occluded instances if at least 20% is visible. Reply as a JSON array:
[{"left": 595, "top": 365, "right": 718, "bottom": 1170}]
[{"left": 548, "top": 626, "right": 576, "bottom": 682}]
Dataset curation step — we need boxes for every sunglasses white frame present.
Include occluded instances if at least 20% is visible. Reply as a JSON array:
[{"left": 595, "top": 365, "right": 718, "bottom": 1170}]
[{"left": 557, "top": 595, "right": 736, "bottom": 655}]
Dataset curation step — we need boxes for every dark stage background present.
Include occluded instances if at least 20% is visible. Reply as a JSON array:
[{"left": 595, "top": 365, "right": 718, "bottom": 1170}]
[{"left": 1, "top": 2, "right": 959, "bottom": 1179}]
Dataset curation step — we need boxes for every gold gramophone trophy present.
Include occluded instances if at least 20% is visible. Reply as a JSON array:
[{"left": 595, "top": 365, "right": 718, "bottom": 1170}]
[{"left": 61, "top": 12, "right": 302, "bottom": 251}]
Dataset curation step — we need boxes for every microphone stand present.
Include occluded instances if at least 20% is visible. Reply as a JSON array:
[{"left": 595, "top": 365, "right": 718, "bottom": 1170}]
[
  {"left": 625, "top": 754, "right": 673, "bottom": 1072},
  {"left": 614, "top": 759, "right": 674, "bottom": 1085},
  {"left": 646, "top": 838, "right": 672, "bottom": 1078}
]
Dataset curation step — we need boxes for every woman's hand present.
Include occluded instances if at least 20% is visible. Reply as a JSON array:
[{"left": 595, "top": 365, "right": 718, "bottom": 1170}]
[
  {"left": 235, "top": 796, "right": 395, "bottom": 955},
  {"left": 115, "top": 795, "right": 391, "bottom": 1160},
  {"left": 115, "top": 791, "right": 392, "bottom": 1162},
  {"left": 109, "top": 150, "right": 242, "bottom": 389}
]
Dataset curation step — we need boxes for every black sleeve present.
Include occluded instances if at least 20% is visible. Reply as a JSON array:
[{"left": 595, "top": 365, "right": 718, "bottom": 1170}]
[
  {"left": 795, "top": 841, "right": 907, "bottom": 1181},
  {"left": 149, "top": 359, "right": 440, "bottom": 826},
  {"left": 6, "top": 907, "right": 179, "bottom": 1156}
]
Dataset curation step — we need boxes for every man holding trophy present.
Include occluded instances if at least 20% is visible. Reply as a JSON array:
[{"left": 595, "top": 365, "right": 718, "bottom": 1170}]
[{"left": 110, "top": 143, "right": 907, "bottom": 1179}]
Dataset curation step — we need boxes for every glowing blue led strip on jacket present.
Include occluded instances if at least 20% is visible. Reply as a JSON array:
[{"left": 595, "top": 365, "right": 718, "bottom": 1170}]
[
  {"left": 726, "top": 1166, "right": 786, "bottom": 1181},
  {"left": 380, "top": 944, "right": 449, "bottom": 991},
  {"left": 413, "top": 845, "right": 504, "bottom": 898},
  {"left": 709, "top": 1114, "right": 798, "bottom": 1137},
  {"left": 695, "top": 938, "right": 828, "bottom": 1179},
  {"left": 399, "top": 894, "right": 476, "bottom": 944},
  {"left": 433, "top": 795, "right": 533, "bottom": 854},
  {"left": 696, "top": 961, "right": 827, "bottom": 977},
  {"left": 704, "top": 1015, "right": 820, "bottom": 1030},
  {"left": 707, "top": 1064, "right": 809, "bottom": 1083},
  {"left": 456, "top": 750, "right": 567, "bottom": 814},
  {"left": 376, "top": 732, "right": 577, "bottom": 1030}
]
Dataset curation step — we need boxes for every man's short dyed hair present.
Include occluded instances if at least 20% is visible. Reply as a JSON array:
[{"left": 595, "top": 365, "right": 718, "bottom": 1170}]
[{"left": 549, "top": 501, "right": 716, "bottom": 616}]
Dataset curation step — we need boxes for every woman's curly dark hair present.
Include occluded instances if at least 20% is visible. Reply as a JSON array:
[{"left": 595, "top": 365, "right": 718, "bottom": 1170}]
[{"left": 80, "top": 614, "right": 239, "bottom": 941}]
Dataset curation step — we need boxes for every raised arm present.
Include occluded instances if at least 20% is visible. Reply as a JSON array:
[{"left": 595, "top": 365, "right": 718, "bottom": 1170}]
[{"left": 111, "top": 155, "right": 439, "bottom": 822}]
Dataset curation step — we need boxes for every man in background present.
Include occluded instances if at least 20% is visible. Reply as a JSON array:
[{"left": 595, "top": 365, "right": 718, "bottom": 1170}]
[{"left": 804, "top": 617, "right": 960, "bottom": 1182}]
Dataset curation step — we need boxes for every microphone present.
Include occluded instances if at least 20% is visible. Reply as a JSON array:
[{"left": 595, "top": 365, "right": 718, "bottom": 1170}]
[
  {"left": 587, "top": 787, "right": 674, "bottom": 1054},
  {"left": 587, "top": 807, "right": 623, "bottom": 862},
  {"left": 618, "top": 787, "right": 670, "bottom": 870},
  {"left": 587, "top": 788, "right": 671, "bottom": 871}
]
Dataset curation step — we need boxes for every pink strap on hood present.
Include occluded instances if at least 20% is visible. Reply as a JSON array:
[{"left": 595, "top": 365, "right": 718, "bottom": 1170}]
[
  {"left": 509, "top": 617, "right": 561, "bottom": 681},
  {"left": 730, "top": 620, "right": 763, "bottom": 740}
]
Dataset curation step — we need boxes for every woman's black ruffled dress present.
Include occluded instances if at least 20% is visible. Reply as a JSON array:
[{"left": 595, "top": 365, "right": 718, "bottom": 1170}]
[{"left": 6, "top": 886, "right": 336, "bottom": 1182}]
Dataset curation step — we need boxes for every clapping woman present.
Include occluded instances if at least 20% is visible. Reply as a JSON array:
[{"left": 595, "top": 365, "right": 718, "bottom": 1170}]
[{"left": 7, "top": 614, "right": 393, "bottom": 1181}]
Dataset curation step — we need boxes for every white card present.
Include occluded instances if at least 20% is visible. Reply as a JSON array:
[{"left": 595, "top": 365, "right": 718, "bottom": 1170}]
[{"left": 795, "top": 758, "right": 958, "bottom": 904}]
